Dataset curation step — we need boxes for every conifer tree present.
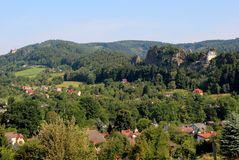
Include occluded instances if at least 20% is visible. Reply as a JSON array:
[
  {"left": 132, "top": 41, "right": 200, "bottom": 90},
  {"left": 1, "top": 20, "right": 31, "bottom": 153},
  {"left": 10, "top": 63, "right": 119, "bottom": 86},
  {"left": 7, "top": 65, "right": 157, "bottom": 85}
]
[{"left": 221, "top": 113, "right": 239, "bottom": 158}]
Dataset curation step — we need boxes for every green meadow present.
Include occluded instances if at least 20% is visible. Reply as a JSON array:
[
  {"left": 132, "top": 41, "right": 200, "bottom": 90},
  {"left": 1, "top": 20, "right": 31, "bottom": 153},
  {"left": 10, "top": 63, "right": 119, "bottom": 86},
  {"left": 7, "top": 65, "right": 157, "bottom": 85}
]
[{"left": 15, "top": 67, "right": 46, "bottom": 78}]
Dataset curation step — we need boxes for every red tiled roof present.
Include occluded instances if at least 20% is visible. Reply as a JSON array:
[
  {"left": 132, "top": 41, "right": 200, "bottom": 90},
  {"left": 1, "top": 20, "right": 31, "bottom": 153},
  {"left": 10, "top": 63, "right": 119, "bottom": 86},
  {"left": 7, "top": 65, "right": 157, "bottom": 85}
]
[
  {"left": 5, "top": 132, "right": 24, "bottom": 140},
  {"left": 193, "top": 88, "right": 203, "bottom": 94},
  {"left": 121, "top": 79, "right": 128, "bottom": 84},
  {"left": 121, "top": 129, "right": 133, "bottom": 137},
  {"left": 67, "top": 89, "right": 74, "bottom": 94},
  {"left": 88, "top": 130, "right": 106, "bottom": 145},
  {"left": 26, "top": 89, "right": 34, "bottom": 94},
  {"left": 197, "top": 132, "right": 217, "bottom": 139},
  {"left": 22, "top": 86, "right": 31, "bottom": 90},
  {"left": 121, "top": 129, "right": 140, "bottom": 145},
  {"left": 178, "top": 126, "right": 193, "bottom": 133}
]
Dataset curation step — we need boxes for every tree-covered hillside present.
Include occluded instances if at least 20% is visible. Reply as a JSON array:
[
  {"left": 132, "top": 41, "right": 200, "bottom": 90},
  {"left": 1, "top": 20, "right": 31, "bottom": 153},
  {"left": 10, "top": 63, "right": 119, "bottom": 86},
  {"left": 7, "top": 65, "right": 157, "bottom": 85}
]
[
  {"left": 1, "top": 38, "right": 239, "bottom": 60},
  {"left": 178, "top": 38, "right": 239, "bottom": 53}
]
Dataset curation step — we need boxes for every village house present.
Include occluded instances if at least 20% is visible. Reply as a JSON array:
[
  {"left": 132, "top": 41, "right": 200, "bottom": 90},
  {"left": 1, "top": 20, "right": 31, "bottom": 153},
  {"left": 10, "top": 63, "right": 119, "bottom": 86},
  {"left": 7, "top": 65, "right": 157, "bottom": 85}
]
[
  {"left": 88, "top": 130, "right": 107, "bottom": 154},
  {"left": 77, "top": 91, "right": 81, "bottom": 96},
  {"left": 179, "top": 123, "right": 207, "bottom": 134},
  {"left": 21, "top": 85, "right": 32, "bottom": 90},
  {"left": 178, "top": 125, "right": 194, "bottom": 134},
  {"left": 121, "top": 79, "right": 128, "bottom": 84},
  {"left": 21, "top": 85, "right": 35, "bottom": 95},
  {"left": 26, "top": 89, "right": 35, "bottom": 95},
  {"left": 4, "top": 132, "right": 25, "bottom": 149},
  {"left": 121, "top": 129, "right": 140, "bottom": 145},
  {"left": 191, "top": 123, "right": 207, "bottom": 133},
  {"left": 41, "top": 86, "right": 48, "bottom": 91},
  {"left": 66, "top": 89, "right": 74, "bottom": 94},
  {"left": 197, "top": 132, "right": 217, "bottom": 142},
  {"left": 178, "top": 124, "right": 217, "bottom": 142},
  {"left": 164, "top": 92, "right": 173, "bottom": 98},
  {"left": 44, "top": 94, "right": 50, "bottom": 99},
  {"left": 56, "top": 87, "right": 62, "bottom": 92},
  {"left": 193, "top": 88, "right": 204, "bottom": 96}
]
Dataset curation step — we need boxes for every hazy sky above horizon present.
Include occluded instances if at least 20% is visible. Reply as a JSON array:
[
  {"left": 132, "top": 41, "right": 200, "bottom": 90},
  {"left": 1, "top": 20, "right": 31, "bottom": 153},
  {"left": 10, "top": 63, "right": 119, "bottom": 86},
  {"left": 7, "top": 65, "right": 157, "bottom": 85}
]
[{"left": 0, "top": 0, "right": 239, "bottom": 54}]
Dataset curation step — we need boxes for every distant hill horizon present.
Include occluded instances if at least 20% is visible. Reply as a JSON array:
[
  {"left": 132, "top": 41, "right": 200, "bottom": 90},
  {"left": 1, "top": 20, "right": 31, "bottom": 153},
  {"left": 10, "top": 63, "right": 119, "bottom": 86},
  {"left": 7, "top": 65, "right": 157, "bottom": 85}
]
[{"left": 2, "top": 38, "right": 239, "bottom": 57}]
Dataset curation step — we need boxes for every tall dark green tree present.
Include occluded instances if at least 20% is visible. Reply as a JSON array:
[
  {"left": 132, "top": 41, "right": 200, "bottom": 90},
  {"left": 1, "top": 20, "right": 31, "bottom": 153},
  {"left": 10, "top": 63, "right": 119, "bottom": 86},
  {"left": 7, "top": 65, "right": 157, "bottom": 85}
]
[
  {"left": 99, "top": 132, "right": 131, "bottom": 160},
  {"left": 221, "top": 113, "right": 239, "bottom": 158},
  {"left": 114, "top": 109, "right": 135, "bottom": 131},
  {"left": 2, "top": 100, "right": 42, "bottom": 137}
]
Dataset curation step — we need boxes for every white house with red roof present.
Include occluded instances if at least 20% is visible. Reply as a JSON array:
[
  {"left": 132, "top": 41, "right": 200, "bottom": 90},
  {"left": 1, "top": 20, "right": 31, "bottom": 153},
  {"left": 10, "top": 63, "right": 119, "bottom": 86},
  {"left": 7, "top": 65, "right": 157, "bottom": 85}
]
[{"left": 4, "top": 132, "right": 25, "bottom": 149}]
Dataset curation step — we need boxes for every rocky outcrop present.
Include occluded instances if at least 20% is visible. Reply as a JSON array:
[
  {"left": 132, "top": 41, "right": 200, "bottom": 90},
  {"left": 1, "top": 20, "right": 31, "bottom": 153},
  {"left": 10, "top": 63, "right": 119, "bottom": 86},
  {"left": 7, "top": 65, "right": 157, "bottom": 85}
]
[
  {"left": 145, "top": 45, "right": 186, "bottom": 67},
  {"left": 206, "top": 48, "right": 217, "bottom": 63},
  {"left": 131, "top": 55, "right": 142, "bottom": 64},
  {"left": 172, "top": 52, "right": 185, "bottom": 66}
]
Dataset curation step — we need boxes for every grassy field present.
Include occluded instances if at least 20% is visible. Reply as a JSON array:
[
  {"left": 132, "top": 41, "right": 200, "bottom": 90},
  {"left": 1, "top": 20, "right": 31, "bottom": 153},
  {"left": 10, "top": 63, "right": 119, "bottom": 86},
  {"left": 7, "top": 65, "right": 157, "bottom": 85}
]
[
  {"left": 48, "top": 72, "right": 65, "bottom": 81},
  {"left": 15, "top": 67, "right": 46, "bottom": 78},
  {"left": 50, "top": 72, "right": 65, "bottom": 78},
  {"left": 208, "top": 93, "right": 231, "bottom": 100},
  {"left": 56, "top": 81, "right": 82, "bottom": 88},
  {"left": 169, "top": 89, "right": 190, "bottom": 95}
]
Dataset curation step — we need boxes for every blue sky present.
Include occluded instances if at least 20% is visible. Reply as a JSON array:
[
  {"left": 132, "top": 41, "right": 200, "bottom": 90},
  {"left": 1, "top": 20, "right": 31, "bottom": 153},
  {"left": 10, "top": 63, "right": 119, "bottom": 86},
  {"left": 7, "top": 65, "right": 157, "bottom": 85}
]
[{"left": 0, "top": 0, "right": 239, "bottom": 54}]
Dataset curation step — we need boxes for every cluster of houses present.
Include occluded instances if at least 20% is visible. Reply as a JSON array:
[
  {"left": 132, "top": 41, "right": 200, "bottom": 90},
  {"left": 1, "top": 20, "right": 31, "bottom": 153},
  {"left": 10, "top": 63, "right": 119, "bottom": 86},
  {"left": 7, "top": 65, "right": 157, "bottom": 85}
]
[
  {"left": 164, "top": 88, "right": 204, "bottom": 98},
  {"left": 87, "top": 122, "right": 216, "bottom": 155},
  {"left": 178, "top": 123, "right": 216, "bottom": 142},
  {"left": 20, "top": 85, "right": 81, "bottom": 97},
  {"left": 87, "top": 128, "right": 140, "bottom": 154},
  {"left": 21, "top": 86, "right": 35, "bottom": 95},
  {"left": 3, "top": 123, "right": 216, "bottom": 151}
]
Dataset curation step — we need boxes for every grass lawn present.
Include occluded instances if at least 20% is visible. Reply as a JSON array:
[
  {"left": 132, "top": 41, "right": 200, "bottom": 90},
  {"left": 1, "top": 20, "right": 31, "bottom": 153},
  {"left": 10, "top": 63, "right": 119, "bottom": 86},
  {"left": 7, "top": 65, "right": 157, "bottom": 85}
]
[
  {"left": 56, "top": 81, "right": 82, "bottom": 88},
  {"left": 15, "top": 67, "right": 46, "bottom": 78},
  {"left": 50, "top": 72, "right": 65, "bottom": 78},
  {"left": 208, "top": 93, "right": 231, "bottom": 100},
  {"left": 170, "top": 89, "right": 190, "bottom": 95},
  {"left": 48, "top": 72, "right": 65, "bottom": 81}
]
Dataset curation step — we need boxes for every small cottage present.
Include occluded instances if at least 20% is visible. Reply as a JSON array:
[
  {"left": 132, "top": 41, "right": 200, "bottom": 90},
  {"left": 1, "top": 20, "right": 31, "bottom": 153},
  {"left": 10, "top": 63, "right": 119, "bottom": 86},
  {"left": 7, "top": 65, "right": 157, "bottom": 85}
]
[
  {"left": 193, "top": 88, "right": 203, "bottom": 96},
  {"left": 197, "top": 132, "right": 217, "bottom": 142},
  {"left": 121, "top": 129, "right": 140, "bottom": 145},
  {"left": 4, "top": 132, "right": 25, "bottom": 149}
]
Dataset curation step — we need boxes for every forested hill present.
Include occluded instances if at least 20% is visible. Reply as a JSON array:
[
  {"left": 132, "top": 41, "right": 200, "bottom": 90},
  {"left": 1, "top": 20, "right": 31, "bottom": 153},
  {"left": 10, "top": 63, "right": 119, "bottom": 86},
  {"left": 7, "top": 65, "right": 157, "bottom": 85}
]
[
  {"left": 177, "top": 38, "right": 239, "bottom": 53},
  {"left": 91, "top": 38, "right": 239, "bottom": 56},
  {"left": 1, "top": 38, "right": 239, "bottom": 71},
  {"left": 2, "top": 38, "right": 239, "bottom": 58},
  {"left": 87, "top": 40, "right": 165, "bottom": 56}
]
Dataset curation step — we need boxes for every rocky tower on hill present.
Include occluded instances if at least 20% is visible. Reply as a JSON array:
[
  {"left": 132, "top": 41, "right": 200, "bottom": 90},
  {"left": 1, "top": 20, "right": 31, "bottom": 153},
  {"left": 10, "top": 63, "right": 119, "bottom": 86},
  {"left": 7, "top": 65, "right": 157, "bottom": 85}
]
[{"left": 206, "top": 48, "right": 217, "bottom": 62}]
